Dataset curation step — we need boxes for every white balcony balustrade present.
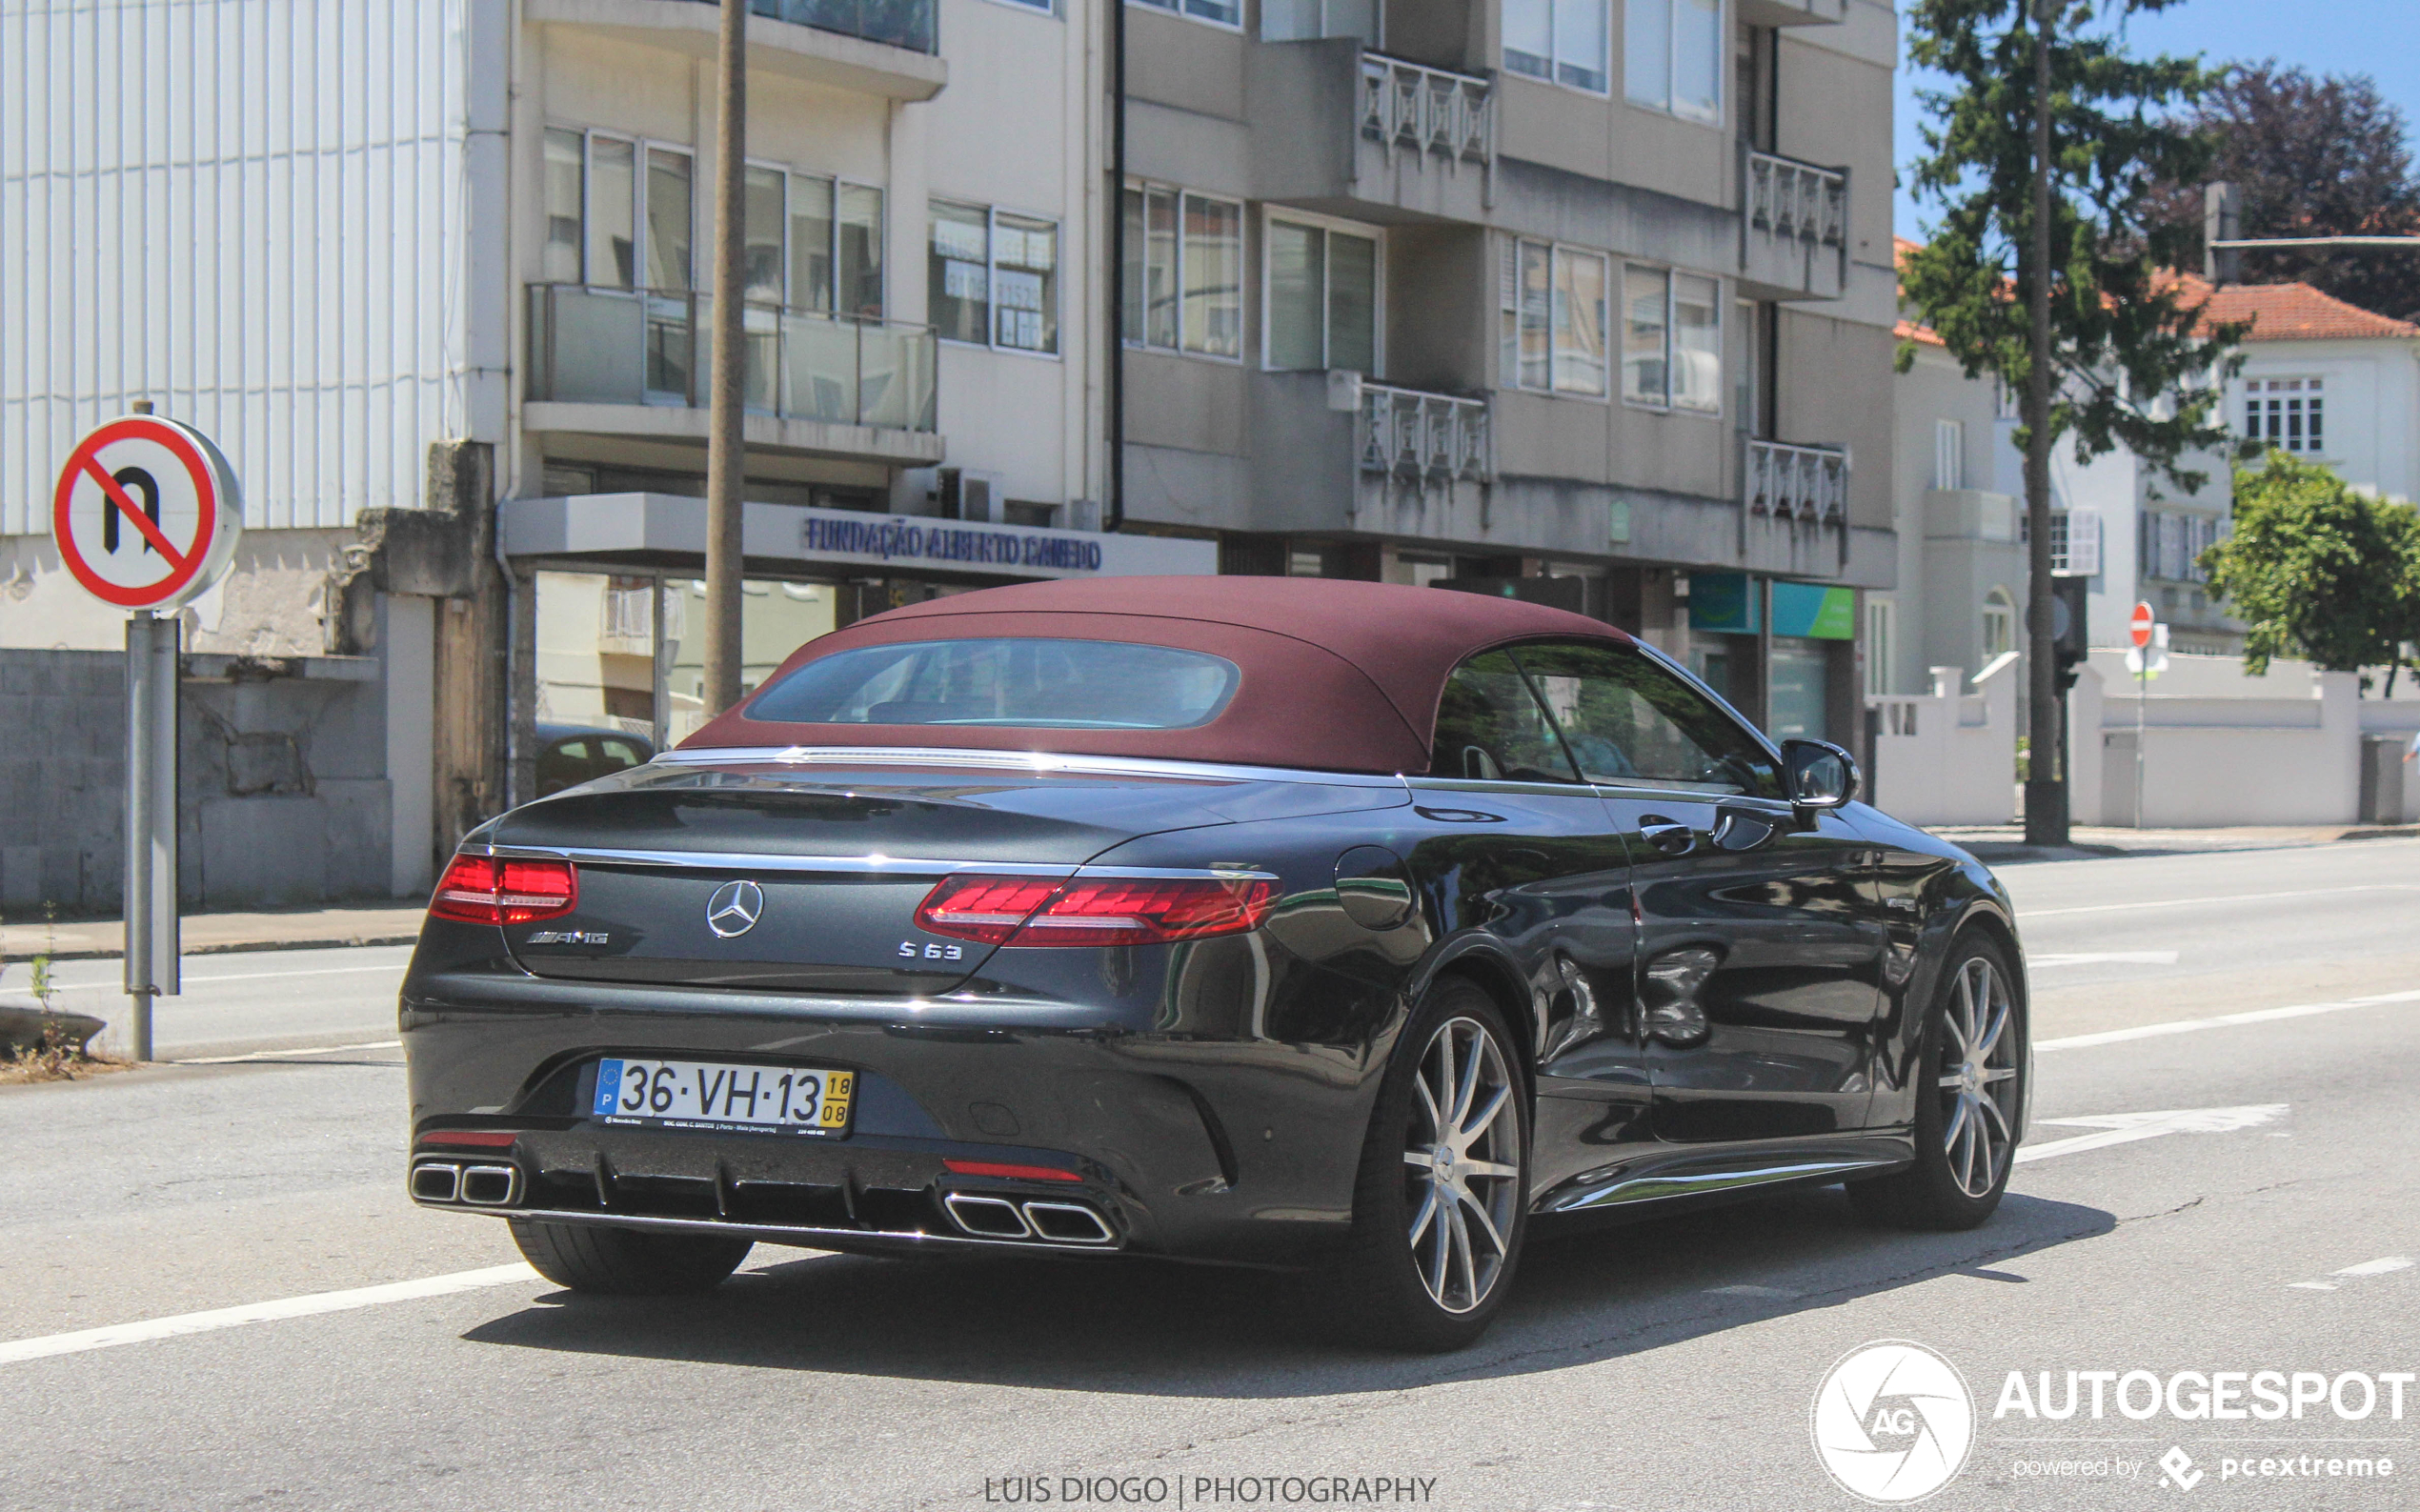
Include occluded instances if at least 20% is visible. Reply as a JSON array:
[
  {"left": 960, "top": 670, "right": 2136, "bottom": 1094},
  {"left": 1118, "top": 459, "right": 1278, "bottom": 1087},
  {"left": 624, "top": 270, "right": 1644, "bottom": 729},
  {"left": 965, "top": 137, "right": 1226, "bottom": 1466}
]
[
  {"left": 1358, "top": 384, "right": 1491, "bottom": 483},
  {"left": 1358, "top": 53, "right": 1493, "bottom": 167},
  {"left": 1746, "top": 438, "right": 1848, "bottom": 525},
  {"left": 1746, "top": 150, "right": 1847, "bottom": 248}
]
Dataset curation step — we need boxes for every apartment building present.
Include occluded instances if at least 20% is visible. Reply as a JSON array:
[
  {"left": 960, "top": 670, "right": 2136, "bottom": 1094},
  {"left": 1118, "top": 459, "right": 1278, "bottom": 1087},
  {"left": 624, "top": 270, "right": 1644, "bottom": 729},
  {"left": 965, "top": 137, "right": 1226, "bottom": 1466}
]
[
  {"left": 0, "top": 0, "right": 1207, "bottom": 911},
  {"left": 1116, "top": 0, "right": 1902, "bottom": 742}
]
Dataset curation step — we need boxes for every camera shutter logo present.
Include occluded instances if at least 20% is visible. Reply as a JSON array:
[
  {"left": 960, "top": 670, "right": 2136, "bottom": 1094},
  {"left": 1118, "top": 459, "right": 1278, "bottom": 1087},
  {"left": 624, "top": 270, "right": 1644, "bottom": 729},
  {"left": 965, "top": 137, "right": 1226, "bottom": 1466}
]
[
  {"left": 707, "top": 880, "right": 765, "bottom": 938},
  {"left": 1810, "top": 1341, "right": 1975, "bottom": 1503}
]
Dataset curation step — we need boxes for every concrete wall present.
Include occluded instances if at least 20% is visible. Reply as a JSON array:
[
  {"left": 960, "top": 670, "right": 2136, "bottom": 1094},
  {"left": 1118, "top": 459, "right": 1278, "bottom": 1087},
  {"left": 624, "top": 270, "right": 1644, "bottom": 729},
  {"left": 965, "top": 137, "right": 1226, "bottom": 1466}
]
[
  {"left": 1865, "top": 654, "right": 2019, "bottom": 828},
  {"left": 0, "top": 649, "right": 403, "bottom": 913},
  {"left": 2069, "top": 658, "right": 2365, "bottom": 828}
]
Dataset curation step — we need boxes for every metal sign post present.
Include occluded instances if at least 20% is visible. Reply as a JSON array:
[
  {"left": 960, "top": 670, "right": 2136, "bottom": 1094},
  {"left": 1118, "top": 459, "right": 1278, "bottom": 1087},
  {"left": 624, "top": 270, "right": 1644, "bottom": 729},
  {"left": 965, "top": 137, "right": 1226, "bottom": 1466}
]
[
  {"left": 123, "top": 611, "right": 180, "bottom": 1058},
  {"left": 50, "top": 407, "right": 241, "bottom": 1060},
  {"left": 2126, "top": 602, "right": 2167, "bottom": 830}
]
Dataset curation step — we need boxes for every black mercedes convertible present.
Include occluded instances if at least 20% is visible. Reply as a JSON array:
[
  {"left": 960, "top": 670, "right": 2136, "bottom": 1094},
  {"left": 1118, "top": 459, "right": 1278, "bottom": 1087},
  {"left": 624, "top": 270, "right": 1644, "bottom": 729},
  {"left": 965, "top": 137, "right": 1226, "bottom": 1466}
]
[{"left": 401, "top": 576, "right": 2028, "bottom": 1350}]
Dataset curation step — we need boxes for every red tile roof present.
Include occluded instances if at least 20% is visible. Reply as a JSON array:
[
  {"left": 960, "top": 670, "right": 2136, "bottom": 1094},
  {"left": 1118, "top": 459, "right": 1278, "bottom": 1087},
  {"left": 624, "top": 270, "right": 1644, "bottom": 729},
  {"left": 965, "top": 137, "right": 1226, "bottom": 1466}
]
[{"left": 2195, "top": 279, "right": 2420, "bottom": 341}]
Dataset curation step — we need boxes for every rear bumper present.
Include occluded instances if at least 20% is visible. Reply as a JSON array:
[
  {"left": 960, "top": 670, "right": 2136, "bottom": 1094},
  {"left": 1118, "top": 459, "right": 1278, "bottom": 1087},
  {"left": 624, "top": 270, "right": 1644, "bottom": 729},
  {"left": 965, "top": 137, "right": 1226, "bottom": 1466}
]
[{"left": 401, "top": 971, "right": 1384, "bottom": 1267}]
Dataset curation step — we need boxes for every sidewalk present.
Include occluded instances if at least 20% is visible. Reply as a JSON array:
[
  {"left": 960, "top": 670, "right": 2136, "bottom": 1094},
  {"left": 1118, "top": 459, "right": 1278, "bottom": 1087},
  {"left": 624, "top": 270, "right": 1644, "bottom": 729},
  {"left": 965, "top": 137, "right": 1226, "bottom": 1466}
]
[
  {"left": 1931, "top": 821, "right": 2420, "bottom": 864},
  {"left": 0, "top": 902, "right": 427, "bottom": 963}
]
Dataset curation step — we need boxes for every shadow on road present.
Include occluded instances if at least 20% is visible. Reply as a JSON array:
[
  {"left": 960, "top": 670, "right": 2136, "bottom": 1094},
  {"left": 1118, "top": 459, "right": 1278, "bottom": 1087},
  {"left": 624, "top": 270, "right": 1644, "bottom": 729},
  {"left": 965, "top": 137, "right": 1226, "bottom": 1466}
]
[{"left": 458, "top": 1186, "right": 2114, "bottom": 1395}]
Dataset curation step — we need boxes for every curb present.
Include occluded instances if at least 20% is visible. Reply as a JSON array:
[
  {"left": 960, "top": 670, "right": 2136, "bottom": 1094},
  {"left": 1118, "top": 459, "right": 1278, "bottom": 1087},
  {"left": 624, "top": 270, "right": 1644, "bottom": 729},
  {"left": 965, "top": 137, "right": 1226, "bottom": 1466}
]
[{"left": 33, "top": 931, "right": 424, "bottom": 964}]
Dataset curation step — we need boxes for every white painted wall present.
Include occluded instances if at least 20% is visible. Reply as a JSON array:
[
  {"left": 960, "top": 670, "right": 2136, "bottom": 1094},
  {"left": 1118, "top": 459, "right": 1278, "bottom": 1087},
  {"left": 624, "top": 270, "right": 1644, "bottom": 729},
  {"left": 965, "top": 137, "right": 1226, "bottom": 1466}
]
[
  {"left": 2229, "top": 337, "right": 2420, "bottom": 506},
  {"left": 0, "top": 0, "right": 509, "bottom": 535},
  {"left": 2068, "top": 658, "right": 2364, "bottom": 827},
  {"left": 1865, "top": 654, "right": 2019, "bottom": 827}
]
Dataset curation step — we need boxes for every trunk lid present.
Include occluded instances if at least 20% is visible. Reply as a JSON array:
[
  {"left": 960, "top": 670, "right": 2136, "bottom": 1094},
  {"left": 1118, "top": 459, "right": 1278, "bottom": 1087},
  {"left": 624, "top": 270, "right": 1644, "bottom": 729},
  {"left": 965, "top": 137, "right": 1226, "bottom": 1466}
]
[{"left": 487, "top": 756, "right": 1400, "bottom": 995}]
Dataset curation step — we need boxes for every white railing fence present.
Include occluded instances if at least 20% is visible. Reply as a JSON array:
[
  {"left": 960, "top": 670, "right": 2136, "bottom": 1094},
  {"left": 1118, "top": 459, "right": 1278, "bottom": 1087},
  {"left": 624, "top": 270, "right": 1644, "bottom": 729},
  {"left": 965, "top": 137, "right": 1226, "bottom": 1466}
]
[
  {"left": 1746, "top": 438, "right": 1849, "bottom": 524},
  {"left": 1358, "top": 53, "right": 1492, "bottom": 165},
  {"left": 1746, "top": 150, "right": 1847, "bottom": 247},
  {"left": 1357, "top": 383, "right": 1491, "bottom": 482}
]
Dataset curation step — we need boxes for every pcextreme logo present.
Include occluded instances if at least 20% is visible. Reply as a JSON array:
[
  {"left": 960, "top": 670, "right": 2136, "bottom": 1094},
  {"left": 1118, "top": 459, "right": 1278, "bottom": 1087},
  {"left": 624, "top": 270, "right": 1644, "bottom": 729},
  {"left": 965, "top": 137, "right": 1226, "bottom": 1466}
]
[{"left": 1812, "top": 1341, "right": 1978, "bottom": 1503}]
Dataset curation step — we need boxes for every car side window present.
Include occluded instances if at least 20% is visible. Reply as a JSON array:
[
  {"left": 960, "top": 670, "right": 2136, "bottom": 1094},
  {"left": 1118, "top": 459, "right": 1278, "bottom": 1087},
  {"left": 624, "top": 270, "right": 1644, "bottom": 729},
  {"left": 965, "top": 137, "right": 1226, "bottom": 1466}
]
[
  {"left": 536, "top": 739, "right": 590, "bottom": 798},
  {"left": 1428, "top": 650, "right": 1582, "bottom": 784},
  {"left": 595, "top": 737, "right": 644, "bottom": 773},
  {"left": 1509, "top": 641, "right": 1783, "bottom": 799}
]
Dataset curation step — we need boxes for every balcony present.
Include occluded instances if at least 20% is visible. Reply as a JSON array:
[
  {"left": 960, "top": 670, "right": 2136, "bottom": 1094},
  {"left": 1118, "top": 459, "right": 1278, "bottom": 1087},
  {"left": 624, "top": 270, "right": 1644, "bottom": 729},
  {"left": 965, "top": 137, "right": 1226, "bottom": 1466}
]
[
  {"left": 1739, "top": 149, "right": 1849, "bottom": 301},
  {"left": 528, "top": 0, "right": 944, "bottom": 101},
  {"left": 1746, "top": 439, "right": 1848, "bottom": 525},
  {"left": 1359, "top": 382, "right": 1492, "bottom": 484},
  {"left": 524, "top": 284, "right": 942, "bottom": 466},
  {"left": 1359, "top": 54, "right": 1493, "bottom": 171},
  {"left": 1247, "top": 41, "right": 1492, "bottom": 225}
]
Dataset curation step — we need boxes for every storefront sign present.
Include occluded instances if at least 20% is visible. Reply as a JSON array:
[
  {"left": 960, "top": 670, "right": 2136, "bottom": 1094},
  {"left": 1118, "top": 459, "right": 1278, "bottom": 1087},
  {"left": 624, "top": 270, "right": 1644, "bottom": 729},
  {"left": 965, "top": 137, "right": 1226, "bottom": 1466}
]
[
  {"left": 799, "top": 514, "right": 1104, "bottom": 573},
  {"left": 1686, "top": 574, "right": 1854, "bottom": 639}
]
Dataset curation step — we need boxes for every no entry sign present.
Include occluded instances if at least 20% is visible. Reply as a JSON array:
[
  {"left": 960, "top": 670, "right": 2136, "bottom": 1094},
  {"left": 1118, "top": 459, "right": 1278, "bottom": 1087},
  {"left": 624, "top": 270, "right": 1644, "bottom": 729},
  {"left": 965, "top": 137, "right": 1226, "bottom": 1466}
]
[
  {"left": 2129, "top": 600, "right": 2156, "bottom": 650},
  {"left": 50, "top": 414, "right": 242, "bottom": 610}
]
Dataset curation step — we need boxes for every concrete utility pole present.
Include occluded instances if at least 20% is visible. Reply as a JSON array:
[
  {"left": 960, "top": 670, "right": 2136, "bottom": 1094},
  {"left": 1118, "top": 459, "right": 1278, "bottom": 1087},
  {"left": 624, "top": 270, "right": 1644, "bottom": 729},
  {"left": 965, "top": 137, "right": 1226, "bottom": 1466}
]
[
  {"left": 2023, "top": 0, "right": 2067, "bottom": 845},
  {"left": 703, "top": 0, "right": 748, "bottom": 715}
]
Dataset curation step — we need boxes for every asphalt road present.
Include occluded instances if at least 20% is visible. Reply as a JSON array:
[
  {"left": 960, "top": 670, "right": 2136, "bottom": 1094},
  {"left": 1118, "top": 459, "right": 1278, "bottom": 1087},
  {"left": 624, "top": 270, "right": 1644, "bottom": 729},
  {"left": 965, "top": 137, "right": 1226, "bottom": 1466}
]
[{"left": 3, "top": 837, "right": 2415, "bottom": 1511}]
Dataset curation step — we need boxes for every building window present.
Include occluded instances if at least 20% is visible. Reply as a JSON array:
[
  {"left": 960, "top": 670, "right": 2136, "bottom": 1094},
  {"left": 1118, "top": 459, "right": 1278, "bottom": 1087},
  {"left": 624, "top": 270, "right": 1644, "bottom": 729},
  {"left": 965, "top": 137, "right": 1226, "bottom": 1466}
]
[
  {"left": 1266, "top": 215, "right": 1380, "bottom": 373},
  {"left": 2244, "top": 376, "right": 2325, "bottom": 454},
  {"left": 1128, "top": 0, "right": 1240, "bottom": 31},
  {"left": 1620, "top": 265, "right": 1721, "bottom": 411},
  {"left": 1980, "top": 588, "right": 2015, "bottom": 662},
  {"left": 1123, "top": 185, "right": 1243, "bottom": 359},
  {"left": 1865, "top": 595, "right": 1895, "bottom": 696},
  {"left": 1625, "top": 0, "right": 1722, "bottom": 123},
  {"left": 541, "top": 126, "right": 881, "bottom": 316},
  {"left": 1501, "top": 239, "right": 1610, "bottom": 397},
  {"left": 1933, "top": 418, "right": 1966, "bottom": 491},
  {"left": 2140, "top": 511, "right": 2221, "bottom": 584},
  {"left": 929, "top": 202, "right": 1059, "bottom": 354},
  {"left": 2049, "top": 509, "right": 2102, "bottom": 575},
  {"left": 1503, "top": 0, "right": 1609, "bottom": 92}
]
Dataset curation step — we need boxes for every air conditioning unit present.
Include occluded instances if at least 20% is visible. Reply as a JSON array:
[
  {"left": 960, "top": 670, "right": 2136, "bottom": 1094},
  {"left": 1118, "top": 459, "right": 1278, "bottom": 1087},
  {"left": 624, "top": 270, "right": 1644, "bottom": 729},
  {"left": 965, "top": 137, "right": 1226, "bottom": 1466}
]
[{"left": 939, "top": 468, "right": 1001, "bottom": 524}]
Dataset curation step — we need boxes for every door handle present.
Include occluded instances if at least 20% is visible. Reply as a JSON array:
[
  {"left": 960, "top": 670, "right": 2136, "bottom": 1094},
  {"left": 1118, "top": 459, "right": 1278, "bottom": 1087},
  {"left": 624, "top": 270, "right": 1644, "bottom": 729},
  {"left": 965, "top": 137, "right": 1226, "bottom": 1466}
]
[{"left": 1636, "top": 816, "right": 1695, "bottom": 857}]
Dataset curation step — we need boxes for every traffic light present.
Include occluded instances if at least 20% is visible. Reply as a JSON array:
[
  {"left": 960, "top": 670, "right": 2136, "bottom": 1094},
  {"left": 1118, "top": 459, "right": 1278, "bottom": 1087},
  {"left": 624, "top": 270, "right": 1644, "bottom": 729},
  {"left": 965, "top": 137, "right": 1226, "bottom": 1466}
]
[{"left": 2050, "top": 575, "right": 2090, "bottom": 692}]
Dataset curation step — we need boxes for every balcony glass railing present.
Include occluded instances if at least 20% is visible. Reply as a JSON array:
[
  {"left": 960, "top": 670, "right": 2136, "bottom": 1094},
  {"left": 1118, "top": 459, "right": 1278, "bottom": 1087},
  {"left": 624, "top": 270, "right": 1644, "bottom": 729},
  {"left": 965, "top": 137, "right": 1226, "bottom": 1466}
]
[
  {"left": 1746, "top": 438, "right": 1848, "bottom": 524},
  {"left": 527, "top": 284, "right": 938, "bottom": 434},
  {"left": 1746, "top": 150, "right": 1848, "bottom": 248},
  {"left": 1358, "top": 53, "right": 1492, "bottom": 164},
  {"left": 676, "top": 0, "right": 938, "bottom": 55},
  {"left": 1359, "top": 383, "right": 1490, "bottom": 482}
]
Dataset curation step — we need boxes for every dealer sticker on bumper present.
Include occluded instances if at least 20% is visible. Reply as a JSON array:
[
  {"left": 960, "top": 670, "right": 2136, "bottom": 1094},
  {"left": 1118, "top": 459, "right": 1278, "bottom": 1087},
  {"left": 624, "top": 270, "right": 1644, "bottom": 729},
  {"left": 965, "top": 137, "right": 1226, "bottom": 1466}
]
[{"left": 592, "top": 1058, "right": 855, "bottom": 1137}]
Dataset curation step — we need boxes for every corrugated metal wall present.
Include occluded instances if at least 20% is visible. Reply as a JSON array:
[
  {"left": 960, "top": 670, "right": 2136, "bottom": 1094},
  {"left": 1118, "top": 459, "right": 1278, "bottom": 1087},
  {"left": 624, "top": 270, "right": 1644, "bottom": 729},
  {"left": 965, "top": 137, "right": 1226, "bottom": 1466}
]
[{"left": 0, "top": 0, "right": 503, "bottom": 534}]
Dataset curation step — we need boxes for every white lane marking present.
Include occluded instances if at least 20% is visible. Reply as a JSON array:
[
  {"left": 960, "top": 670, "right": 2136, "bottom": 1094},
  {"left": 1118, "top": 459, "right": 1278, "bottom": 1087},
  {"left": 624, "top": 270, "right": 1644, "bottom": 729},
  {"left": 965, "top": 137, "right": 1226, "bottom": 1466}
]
[
  {"left": 0, "top": 1263, "right": 540, "bottom": 1367},
  {"left": 2287, "top": 1257, "right": 2413, "bottom": 1292},
  {"left": 2036, "top": 989, "right": 2420, "bottom": 1053},
  {"left": 44, "top": 961, "right": 408, "bottom": 993},
  {"left": 2335, "top": 1257, "right": 2415, "bottom": 1279},
  {"left": 2019, "top": 884, "right": 2420, "bottom": 920},
  {"left": 176, "top": 1040, "right": 404, "bottom": 1065},
  {"left": 2015, "top": 1104, "right": 2288, "bottom": 1164},
  {"left": 2028, "top": 951, "right": 2179, "bottom": 968}
]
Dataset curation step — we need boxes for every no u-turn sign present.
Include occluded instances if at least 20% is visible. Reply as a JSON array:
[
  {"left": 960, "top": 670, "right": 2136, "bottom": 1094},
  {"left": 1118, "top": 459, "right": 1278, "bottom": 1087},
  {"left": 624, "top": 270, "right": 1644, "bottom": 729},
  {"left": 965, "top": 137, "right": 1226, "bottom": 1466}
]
[{"left": 50, "top": 414, "right": 242, "bottom": 610}]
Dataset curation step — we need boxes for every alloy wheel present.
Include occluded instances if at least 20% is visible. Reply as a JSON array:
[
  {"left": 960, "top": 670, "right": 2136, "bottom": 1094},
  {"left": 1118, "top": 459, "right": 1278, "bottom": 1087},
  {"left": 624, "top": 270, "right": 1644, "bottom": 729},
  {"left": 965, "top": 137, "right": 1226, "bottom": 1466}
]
[
  {"left": 1401, "top": 1016, "right": 1523, "bottom": 1314},
  {"left": 1935, "top": 956, "right": 2019, "bottom": 1199}
]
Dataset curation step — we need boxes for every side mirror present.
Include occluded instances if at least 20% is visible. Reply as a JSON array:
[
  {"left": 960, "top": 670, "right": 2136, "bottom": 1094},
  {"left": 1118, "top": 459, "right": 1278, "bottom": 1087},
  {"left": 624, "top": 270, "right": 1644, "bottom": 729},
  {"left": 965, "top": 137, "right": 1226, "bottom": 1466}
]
[{"left": 1781, "top": 738, "right": 1860, "bottom": 810}]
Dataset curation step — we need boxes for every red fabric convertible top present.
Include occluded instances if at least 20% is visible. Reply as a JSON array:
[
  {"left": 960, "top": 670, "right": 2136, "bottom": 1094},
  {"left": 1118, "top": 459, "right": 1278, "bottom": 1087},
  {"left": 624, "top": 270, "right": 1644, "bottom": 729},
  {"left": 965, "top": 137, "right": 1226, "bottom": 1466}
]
[{"left": 682, "top": 576, "right": 1632, "bottom": 774}]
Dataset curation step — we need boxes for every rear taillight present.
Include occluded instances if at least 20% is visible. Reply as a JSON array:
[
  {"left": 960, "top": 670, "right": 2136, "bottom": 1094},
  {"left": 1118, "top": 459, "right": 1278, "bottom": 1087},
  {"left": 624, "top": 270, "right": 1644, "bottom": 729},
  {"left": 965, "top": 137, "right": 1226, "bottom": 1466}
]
[
  {"left": 914, "top": 875, "right": 1275, "bottom": 948},
  {"left": 429, "top": 854, "right": 578, "bottom": 925}
]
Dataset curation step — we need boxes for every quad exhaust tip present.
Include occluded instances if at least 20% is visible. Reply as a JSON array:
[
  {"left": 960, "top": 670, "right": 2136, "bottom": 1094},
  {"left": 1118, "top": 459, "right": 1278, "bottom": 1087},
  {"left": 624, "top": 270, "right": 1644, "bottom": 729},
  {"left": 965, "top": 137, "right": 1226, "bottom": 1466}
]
[
  {"left": 942, "top": 1192, "right": 1115, "bottom": 1245},
  {"left": 412, "top": 1160, "right": 520, "bottom": 1207}
]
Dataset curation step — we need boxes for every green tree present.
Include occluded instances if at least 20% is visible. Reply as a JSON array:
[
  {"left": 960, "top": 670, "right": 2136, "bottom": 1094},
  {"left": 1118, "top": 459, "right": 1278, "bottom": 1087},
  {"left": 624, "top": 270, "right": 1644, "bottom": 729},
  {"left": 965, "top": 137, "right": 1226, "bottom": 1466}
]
[
  {"left": 1900, "top": 0, "right": 2246, "bottom": 842},
  {"left": 2203, "top": 452, "right": 2420, "bottom": 694}
]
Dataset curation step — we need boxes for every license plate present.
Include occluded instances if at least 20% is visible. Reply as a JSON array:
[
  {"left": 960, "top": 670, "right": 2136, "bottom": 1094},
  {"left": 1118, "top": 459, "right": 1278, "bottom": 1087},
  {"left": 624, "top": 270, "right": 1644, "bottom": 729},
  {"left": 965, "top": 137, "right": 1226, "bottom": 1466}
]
[{"left": 591, "top": 1058, "right": 855, "bottom": 1137}]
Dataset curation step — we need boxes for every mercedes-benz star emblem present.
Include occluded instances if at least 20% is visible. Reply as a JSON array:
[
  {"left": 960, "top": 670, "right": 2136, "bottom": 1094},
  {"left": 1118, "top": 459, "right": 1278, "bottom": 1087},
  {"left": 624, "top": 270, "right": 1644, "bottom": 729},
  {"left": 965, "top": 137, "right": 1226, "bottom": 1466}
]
[{"left": 705, "top": 879, "right": 764, "bottom": 939}]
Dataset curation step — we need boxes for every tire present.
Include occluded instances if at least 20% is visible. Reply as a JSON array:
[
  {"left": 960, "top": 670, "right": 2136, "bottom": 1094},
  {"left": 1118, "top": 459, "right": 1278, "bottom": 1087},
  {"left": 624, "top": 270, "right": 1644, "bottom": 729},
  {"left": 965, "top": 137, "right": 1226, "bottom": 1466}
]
[
  {"left": 509, "top": 1219, "right": 754, "bottom": 1295},
  {"left": 1850, "top": 934, "right": 2027, "bottom": 1231},
  {"left": 1328, "top": 978, "right": 1530, "bottom": 1352}
]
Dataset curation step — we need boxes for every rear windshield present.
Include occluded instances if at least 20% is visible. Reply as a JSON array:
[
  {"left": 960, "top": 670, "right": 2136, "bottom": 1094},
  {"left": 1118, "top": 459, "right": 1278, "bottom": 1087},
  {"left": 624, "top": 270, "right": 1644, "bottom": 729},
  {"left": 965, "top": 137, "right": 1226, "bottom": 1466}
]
[{"left": 744, "top": 637, "right": 1242, "bottom": 730}]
